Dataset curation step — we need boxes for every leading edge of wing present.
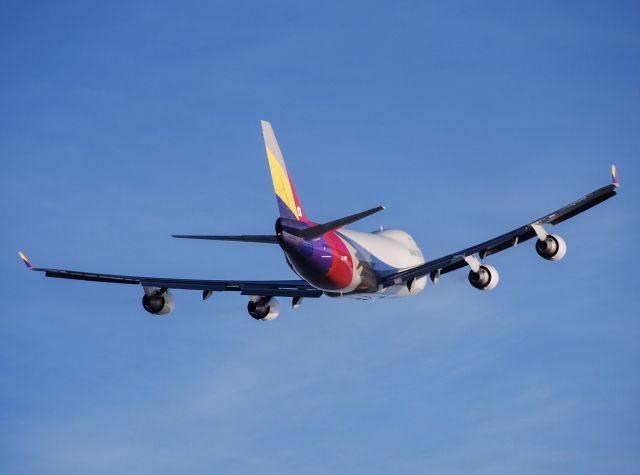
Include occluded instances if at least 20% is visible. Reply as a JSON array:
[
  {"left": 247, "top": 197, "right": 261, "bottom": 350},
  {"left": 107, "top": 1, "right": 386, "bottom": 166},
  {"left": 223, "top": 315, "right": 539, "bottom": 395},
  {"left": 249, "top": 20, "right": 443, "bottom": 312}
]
[
  {"left": 382, "top": 178, "right": 618, "bottom": 288},
  {"left": 20, "top": 257, "right": 322, "bottom": 298}
]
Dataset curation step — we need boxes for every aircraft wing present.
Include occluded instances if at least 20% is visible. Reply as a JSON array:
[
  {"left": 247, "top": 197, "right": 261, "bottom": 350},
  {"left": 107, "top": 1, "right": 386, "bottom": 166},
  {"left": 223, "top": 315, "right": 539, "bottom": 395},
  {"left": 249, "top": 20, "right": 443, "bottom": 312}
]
[
  {"left": 19, "top": 257, "right": 322, "bottom": 298},
  {"left": 382, "top": 172, "right": 619, "bottom": 288}
]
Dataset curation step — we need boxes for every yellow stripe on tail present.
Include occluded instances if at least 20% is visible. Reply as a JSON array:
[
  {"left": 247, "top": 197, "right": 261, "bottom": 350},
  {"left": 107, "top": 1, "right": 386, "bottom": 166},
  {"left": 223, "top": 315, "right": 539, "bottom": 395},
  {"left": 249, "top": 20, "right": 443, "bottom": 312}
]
[{"left": 261, "top": 121, "right": 306, "bottom": 220}]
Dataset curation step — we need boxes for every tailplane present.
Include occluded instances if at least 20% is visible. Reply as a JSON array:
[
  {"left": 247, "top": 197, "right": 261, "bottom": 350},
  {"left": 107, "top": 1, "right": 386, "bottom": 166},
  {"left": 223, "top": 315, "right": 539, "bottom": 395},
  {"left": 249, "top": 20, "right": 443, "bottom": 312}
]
[
  {"left": 262, "top": 121, "right": 307, "bottom": 221},
  {"left": 172, "top": 234, "right": 277, "bottom": 244},
  {"left": 291, "top": 206, "right": 385, "bottom": 240}
]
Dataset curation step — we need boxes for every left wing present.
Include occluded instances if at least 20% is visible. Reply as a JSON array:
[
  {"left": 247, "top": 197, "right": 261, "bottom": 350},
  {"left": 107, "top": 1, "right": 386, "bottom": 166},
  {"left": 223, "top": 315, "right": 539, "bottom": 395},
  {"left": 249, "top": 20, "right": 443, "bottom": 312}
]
[
  {"left": 18, "top": 255, "right": 322, "bottom": 298},
  {"left": 382, "top": 168, "right": 619, "bottom": 288}
]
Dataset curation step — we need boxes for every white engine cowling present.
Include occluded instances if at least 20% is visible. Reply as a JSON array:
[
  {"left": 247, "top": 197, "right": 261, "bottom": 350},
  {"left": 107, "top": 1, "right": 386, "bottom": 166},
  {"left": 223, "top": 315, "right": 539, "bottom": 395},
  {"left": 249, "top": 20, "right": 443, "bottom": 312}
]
[
  {"left": 535, "top": 233, "right": 567, "bottom": 261},
  {"left": 247, "top": 296, "right": 280, "bottom": 321},
  {"left": 142, "top": 289, "right": 175, "bottom": 316},
  {"left": 468, "top": 264, "right": 499, "bottom": 291}
]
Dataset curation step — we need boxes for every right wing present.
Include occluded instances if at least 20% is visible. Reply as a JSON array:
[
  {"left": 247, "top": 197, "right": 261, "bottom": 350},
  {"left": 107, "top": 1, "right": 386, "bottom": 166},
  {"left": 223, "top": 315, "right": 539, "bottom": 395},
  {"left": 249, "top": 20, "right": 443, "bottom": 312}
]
[{"left": 382, "top": 170, "right": 619, "bottom": 288}]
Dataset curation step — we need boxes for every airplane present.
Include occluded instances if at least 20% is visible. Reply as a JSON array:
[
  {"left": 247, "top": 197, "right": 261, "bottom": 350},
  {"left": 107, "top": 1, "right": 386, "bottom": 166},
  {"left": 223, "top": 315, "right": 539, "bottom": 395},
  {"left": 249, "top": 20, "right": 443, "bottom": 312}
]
[{"left": 19, "top": 121, "right": 620, "bottom": 321}]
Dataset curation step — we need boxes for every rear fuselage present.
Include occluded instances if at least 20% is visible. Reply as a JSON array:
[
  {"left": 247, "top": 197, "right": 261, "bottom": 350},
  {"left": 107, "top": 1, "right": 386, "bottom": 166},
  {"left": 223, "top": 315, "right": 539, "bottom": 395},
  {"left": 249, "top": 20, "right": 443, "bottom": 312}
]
[{"left": 276, "top": 218, "right": 427, "bottom": 298}]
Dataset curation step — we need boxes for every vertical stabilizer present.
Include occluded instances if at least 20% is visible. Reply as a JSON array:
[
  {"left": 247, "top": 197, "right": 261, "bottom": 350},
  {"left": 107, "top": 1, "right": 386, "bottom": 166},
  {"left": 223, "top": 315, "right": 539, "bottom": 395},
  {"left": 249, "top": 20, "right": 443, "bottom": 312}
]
[{"left": 261, "top": 121, "right": 306, "bottom": 221}]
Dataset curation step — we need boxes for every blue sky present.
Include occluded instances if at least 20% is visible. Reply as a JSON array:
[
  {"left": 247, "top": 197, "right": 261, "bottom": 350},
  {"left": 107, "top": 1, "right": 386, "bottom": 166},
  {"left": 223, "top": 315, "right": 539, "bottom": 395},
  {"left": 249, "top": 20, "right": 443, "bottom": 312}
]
[{"left": 1, "top": 1, "right": 639, "bottom": 473}]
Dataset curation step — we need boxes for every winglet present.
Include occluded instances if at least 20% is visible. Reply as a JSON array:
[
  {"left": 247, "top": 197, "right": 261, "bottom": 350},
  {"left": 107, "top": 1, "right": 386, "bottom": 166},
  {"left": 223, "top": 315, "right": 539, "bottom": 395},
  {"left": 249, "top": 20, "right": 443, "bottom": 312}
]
[
  {"left": 18, "top": 251, "right": 33, "bottom": 269},
  {"left": 612, "top": 164, "right": 620, "bottom": 187}
]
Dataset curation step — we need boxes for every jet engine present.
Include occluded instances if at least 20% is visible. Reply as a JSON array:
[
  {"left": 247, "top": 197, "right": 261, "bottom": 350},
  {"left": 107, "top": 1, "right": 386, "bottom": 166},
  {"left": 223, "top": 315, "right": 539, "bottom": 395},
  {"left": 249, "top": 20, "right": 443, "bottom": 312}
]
[
  {"left": 468, "top": 264, "right": 499, "bottom": 291},
  {"left": 142, "top": 288, "right": 175, "bottom": 315},
  {"left": 535, "top": 233, "right": 567, "bottom": 261},
  {"left": 247, "top": 296, "right": 280, "bottom": 321}
]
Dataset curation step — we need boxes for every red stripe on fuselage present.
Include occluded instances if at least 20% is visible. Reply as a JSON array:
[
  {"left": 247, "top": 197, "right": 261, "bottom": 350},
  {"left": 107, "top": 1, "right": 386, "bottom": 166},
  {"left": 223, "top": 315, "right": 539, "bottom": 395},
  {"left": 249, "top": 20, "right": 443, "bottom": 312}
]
[{"left": 321, "top": 231, "right": 353, "bottom": 290}]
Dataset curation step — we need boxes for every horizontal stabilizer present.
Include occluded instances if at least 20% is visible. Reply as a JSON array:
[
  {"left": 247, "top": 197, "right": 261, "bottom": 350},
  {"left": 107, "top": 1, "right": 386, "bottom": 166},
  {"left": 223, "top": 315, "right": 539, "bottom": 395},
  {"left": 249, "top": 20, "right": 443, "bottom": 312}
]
[
  {"left": 292, "top": 206, "right": 385, "bottom": 240},
  {"left": 172, "top": 234, "right": 278, "bottom": 244}
]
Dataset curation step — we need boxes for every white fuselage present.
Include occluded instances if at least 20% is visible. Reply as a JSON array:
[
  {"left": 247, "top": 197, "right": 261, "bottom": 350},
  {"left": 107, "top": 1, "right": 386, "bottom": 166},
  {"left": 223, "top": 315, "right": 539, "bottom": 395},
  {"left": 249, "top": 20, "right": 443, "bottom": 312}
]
[{"left": 334, "top": 228, "right": 427, "bottom": 298}]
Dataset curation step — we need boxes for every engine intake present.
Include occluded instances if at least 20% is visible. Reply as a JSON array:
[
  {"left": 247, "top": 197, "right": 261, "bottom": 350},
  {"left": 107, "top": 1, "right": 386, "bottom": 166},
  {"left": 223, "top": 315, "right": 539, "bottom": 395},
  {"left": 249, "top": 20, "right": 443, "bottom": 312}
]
[
  {"left": 248, "top": 296, "right": 280, "bottom": 321},
  {"left": 468, "top": 264, "right": 499, "bottom": 291},
  {"left": 535, "top": 234, "right": 567, "bottom": 261},
  {"left": 142, "top": 289, "right": 175, "bottom": 315}
]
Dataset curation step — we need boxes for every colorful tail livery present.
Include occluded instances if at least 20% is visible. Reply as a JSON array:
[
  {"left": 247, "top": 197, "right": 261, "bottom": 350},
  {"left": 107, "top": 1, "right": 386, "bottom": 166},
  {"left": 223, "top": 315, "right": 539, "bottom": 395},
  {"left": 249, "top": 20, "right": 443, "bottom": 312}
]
[
  {"left": 18, "top": 251, "right": 33, "bottom": 269},
  {"left": 262, "top": 121, "right": 306, "bottom": 221}
]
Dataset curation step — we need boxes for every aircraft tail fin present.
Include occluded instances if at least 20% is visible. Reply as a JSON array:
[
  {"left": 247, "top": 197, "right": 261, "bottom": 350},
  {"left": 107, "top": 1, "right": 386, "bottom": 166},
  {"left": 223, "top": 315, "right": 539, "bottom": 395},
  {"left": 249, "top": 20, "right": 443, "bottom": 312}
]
[{"left": 261, "top": 121, "right": 307, "bottom": 221}]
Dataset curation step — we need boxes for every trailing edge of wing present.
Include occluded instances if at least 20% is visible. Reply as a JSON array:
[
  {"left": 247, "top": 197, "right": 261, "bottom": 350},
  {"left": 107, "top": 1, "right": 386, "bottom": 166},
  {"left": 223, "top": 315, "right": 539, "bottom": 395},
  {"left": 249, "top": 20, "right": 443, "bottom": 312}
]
[
  {"left": 382, "top": 179, "right": 618, "bottom": 288},
  {"left": 172, "top": 234, "right": 278, "bottom": 244}
]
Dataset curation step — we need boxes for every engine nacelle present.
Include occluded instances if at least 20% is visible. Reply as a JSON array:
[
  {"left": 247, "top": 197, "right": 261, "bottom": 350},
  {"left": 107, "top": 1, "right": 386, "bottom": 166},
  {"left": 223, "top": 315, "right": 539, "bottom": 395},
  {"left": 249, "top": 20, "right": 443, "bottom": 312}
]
[
  {"left": 535, "top": 233, "right": 567, "bottom": 261},
  {"left": 142, "top": 289, "right": 175, "bottom": 316},
  {"left": 468, "top": 264, "right": 499, "bottom": 291},
  {"left": 247, "top": 296, "right": 280, "bottom": 321}
]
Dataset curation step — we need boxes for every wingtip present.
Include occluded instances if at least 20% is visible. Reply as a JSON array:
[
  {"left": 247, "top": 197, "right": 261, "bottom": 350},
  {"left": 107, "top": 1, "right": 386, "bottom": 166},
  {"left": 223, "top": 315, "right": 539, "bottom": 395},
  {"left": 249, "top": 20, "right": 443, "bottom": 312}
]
[
  {"left": 612, "top": 164, "right": 620, "bottom": 187},
  {"left": 18, "top": 251, "right": 33, "bottom": 269}
]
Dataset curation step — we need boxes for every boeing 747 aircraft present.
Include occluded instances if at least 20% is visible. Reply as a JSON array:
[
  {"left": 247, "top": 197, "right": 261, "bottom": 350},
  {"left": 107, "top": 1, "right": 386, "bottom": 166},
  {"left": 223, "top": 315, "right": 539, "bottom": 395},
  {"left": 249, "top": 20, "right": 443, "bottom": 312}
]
[{"left": 19, "top": 121, "right": 620, "bottom": 320}]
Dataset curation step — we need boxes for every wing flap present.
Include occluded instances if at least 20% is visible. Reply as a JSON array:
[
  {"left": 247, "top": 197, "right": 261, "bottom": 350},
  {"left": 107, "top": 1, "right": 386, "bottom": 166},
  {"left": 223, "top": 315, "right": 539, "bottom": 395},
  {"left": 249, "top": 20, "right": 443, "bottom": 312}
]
[
  {"left": 40, "top": 269, "right": 140, "bottom": 285},
  {"left": 240, "top": 287, "right": 322, "bottom": 297}
]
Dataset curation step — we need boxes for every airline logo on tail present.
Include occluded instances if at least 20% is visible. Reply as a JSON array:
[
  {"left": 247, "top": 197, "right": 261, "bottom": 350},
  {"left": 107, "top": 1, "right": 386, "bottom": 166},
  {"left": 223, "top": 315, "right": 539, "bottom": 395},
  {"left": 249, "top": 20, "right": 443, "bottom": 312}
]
[{"left": 261, "top": 121, "right": 306, "bottom": 221}]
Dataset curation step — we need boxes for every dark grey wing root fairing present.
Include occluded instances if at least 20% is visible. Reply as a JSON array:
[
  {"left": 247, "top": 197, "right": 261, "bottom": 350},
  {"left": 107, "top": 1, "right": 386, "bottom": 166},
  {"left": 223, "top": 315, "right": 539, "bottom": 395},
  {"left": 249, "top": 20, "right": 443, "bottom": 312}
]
[
  {"left": 382, "top": 183, "right": 618, "bottom": 288},
  {"left": 31, "top": 267, "right": 322, "bottom": 297}
]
